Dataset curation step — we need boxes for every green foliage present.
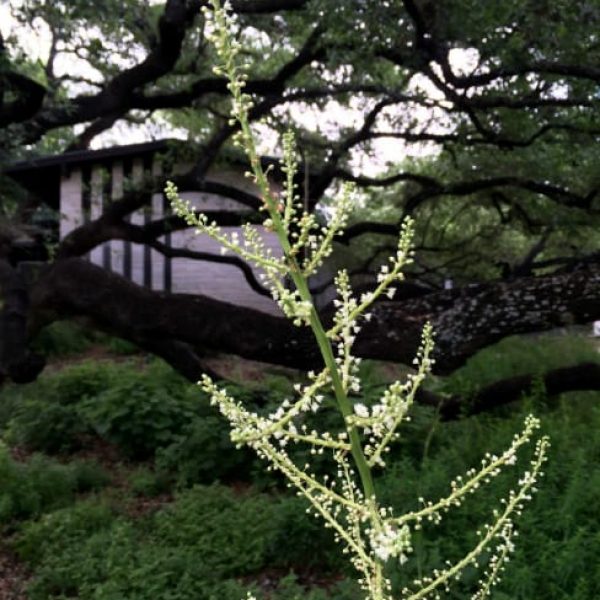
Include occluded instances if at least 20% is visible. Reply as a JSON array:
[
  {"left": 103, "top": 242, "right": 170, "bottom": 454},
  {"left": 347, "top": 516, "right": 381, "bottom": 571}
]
[
  {"left": 71, "top": 460, "right": 112, "bottom": 493},
  {"left": 0, "top": 444, "right": 72, "bottom": 523},
  {"left": 31, "top": 321, "right": 99, "bottom": 358},
  {"left": 0, "top": 357, "right": 263, "bottom": 478},
  {"left": 156, "top": 377, "right": 296, "bottom": 486},
  {"left": 269, "top": 495, "right": 344, "bottom": 572},
  {"left": 0, "top": 444, "right": 107, "bottom": 523},
  {"left": 128, "top": 467, "right": 170, "bottom": 498},
  {"left": 9, "top": 390, "right": 599, "bottom": 598},
  {"left": 14, "top": 499, "right": 117, "bottom": 565},
  {"left": 106, "top": 336, "right": 140, "bottom": 355},
  {"left": 271, "top": 574, "right": 360, "bottom": 600},
  {"left": 13, "top": 484, "right": 349, "bottom": 600},
  {"left": 2, "top": 359, "right": 199, "bottom": 458},
  {"left": 6, "top": 398, "right": 86, "bottom": 454},
  {"left": 78, "top": 376, "right": 195, "bottom": 459},
  {"left": 31, "top": 320, "right": 141, "bottom": 359},
  {"left": 156, "top": 411, "right": 249, "bottom": 484},
  {"left": 154, "top": 486, "right": 279, "bottom": 575},
  {"left": 4, "top": 361, "right": 131, "bottom": 453}
]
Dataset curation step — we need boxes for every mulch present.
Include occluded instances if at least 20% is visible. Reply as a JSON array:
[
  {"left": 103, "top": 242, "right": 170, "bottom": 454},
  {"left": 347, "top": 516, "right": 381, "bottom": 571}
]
[{"left": 0, "top": 547, "right": 29, "bottom": 600}]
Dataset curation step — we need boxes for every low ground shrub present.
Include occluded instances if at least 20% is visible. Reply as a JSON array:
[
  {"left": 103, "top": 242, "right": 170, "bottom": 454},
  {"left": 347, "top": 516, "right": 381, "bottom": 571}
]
[
  {"left": 4, "top": 361, "right": 132, "bottom": 453},
  {"left": 71, "top": 459, "right": 112, "bottom": 493},
  {"left": 2, "top": 359, "right": 202, "bottom": 458},
  {"left": 0, "top": 444, "right": 110, "bottom": 524},
  {"left": 156, "top": 413, "right": 249, "bottom": 484},
  {"left": 14, "top": 498, "right": 118, "bottom": 564},
  {"left": 128, "top": 467, "right": 171, "bottom": 497},
  {"left": 79, "top": 377, "right": 196, "bottom": 459},
  {"left": 13, "top": 484, "right": 351, "bottom": 600},
  {"left": 31, "top": 321, "right": 99, "bottom": 358}
]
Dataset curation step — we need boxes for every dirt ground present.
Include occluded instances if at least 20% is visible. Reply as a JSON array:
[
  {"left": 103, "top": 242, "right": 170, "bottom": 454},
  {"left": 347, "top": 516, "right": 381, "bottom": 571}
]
[{"left": 0, "top": 548, "right": 29, "bottom": 600}]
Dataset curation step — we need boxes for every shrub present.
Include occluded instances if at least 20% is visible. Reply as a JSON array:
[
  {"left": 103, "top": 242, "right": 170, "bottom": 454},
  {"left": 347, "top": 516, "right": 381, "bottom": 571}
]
[
  {"left": 153, "top": 485, "right": 279, "bottom": 576},
  {"left": 4, "top": 361, "right": 128, "bottom": 453},
  {"left": 268, "top": 495, "right": 344, "bottom": 572},
  {"left": 0, "top": 443, "right": 77, "bottom": 523},
  {"left": 3, "top": 359, "right": 200, "bottom": 458},
  {"left": 129, "top": 467, "right": 170, "bottom": 497},
  {"left": 106, "top": 336, "right": 140, "bottom": 355},
  {"left": 14, "top": 499, "right": 117, "bottom": 564},
  {"left": 71, "top": 460, "right": 112, "bottom": 493},
  {"left": 30, "top": 320, "right": 98, "bottom": 358},
  {"left": 0, "top": 443, "right": 110, "bottom": 526},
  {"left": 78, "top": 375, "right": 196, "bottom": 459},
  {"left": 156, "top": 410, "right": 252, "bottom": 485}
]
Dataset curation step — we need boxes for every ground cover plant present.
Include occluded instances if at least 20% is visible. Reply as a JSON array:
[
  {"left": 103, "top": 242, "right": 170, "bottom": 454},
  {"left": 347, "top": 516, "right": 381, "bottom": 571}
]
[
  {"left": 0, "top": 443, "right": 108, "bottom": 524},
  {"left": 0, "top": 335, "right": 598, "bottom": 598},
  {"left": 162, "top": 3, "right": 551, "bottom": 598}
]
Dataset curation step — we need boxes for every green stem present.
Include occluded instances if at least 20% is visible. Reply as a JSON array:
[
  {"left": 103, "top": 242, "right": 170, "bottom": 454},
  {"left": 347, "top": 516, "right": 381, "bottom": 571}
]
[
  {"left": 218, "top": 18, "right": 379, "bottom": 557},
  {"left": 275, "top": 225, "right": 376, "bottom": 500}
]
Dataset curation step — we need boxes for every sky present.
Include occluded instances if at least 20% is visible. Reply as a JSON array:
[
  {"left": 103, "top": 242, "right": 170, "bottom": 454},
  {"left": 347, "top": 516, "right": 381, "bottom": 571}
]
[{"left": 0, "top": 2, "right": 477, "bottom": 175}]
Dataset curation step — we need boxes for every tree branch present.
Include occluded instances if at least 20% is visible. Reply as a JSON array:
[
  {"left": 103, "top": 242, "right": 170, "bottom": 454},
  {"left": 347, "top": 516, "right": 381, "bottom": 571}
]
[
  {"left": 26, "top": 257, "right": 600, "bottom": 380},
  {"left": 419, "top": 362, "right": 600, "bottom": 420}
]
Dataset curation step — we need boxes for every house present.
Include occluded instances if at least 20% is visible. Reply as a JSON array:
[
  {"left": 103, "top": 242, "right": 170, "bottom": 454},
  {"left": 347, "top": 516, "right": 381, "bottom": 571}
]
[{"left": 6, "top": 140, "right": 293, "bottom": 314}]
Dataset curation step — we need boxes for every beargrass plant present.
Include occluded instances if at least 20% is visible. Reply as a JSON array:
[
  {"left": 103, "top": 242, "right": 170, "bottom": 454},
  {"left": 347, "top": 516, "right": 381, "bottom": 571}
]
[{"left": 165, "top": 2, "right": 550, "bottom": 598}]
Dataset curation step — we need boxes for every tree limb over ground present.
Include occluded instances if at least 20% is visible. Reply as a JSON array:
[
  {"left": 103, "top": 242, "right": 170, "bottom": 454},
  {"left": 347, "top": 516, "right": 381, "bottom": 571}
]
[
  {"left": 421, "top": 362, "right": 600, "bottom": 420},
  {"left": 26, "top": 257, "right": 599, "bottom": 372},
  {"left": 4, "top": 256, "right": 592, "bottom": 412}
]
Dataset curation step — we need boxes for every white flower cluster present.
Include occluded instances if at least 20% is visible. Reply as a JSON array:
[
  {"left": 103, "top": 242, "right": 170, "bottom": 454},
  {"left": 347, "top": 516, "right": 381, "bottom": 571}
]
[
  {"left": 327, "top": 218, "right": 415, "bottom": 344},
  {"left": 402, "top": 435, "right": 549, "bottom": 600},
  {"left": 332, "top": 270, "right": 363, "bottom": 394},
  {"left": 370, "top": 523, "right": 412, "bottom": 564},
  {"left": 301, "top": 183, "right": 355, "bottom": 277},
  {"left": 168, "top": 3, "right": 551, "bottom": 599},
  {"left": 202, "top": 1, "right": 253, "bottom": 123}
]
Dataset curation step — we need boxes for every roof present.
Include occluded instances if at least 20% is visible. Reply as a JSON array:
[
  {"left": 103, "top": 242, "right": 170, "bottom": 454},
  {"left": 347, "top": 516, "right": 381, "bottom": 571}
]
[
  {"left": 4, "top": 139, "right": 299, "bottom": 209},
  {"left": 4, "top": 140, "right": 174, "bottom": 208}
]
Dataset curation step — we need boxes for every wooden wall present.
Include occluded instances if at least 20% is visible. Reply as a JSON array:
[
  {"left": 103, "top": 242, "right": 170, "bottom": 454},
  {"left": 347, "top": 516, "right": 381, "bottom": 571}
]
[{"left": 59, "top": 155, "right": 283, "bottom": 315}]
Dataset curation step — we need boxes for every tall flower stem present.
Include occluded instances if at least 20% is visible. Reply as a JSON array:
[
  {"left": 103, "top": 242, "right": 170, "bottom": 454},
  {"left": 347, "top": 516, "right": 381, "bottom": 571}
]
[
  {"left": 166, "top": 3, "right": 550, "bottom": 598},
  {"left": 205, "top": 0, "right": 376, "bottom": 504}
]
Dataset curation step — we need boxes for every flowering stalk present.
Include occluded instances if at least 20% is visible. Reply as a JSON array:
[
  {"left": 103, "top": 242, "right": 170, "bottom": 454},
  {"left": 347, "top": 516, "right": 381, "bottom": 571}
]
[{"left": 166, "top": 2, "right": 549, "bottom": 598}]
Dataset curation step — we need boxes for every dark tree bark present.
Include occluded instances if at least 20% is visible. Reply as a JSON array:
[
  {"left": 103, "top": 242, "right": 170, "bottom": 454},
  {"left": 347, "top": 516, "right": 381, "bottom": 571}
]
[
  {"left": 0, "top": 258, "right": 44, "bottom": 383},
  {"left": 415, "top": 362, "right": 600, "bottom": 419},
  {"left": 26, "top": 257, "right": 600, "bottom": 378}
]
